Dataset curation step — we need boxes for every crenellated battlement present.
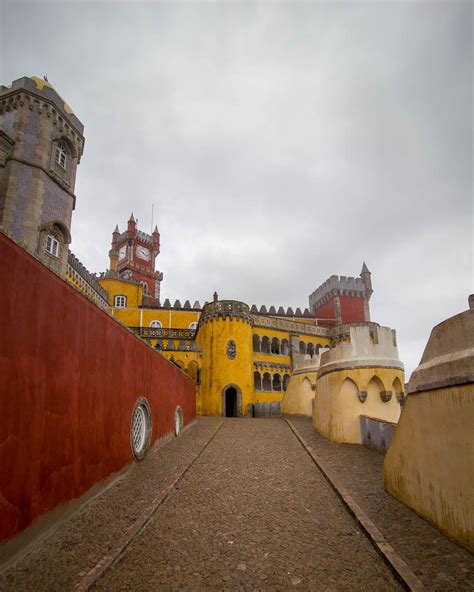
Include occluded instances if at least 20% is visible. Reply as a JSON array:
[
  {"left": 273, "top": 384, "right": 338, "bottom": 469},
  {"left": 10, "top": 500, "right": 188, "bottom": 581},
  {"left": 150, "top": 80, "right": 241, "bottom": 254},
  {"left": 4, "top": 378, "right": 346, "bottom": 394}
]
[
  {"left": 249, "top": 305, "right": 313, "bottom": 318},
  {"left": 309, "top": 274, "right": 366, "bottom": 308}
]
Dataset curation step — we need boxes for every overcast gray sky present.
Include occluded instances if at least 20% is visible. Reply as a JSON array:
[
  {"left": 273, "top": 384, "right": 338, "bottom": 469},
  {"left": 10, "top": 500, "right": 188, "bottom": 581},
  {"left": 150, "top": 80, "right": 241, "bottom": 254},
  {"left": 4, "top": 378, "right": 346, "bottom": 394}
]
[{"left": 1, "top": 0, "right": 472, "bottom": 377}]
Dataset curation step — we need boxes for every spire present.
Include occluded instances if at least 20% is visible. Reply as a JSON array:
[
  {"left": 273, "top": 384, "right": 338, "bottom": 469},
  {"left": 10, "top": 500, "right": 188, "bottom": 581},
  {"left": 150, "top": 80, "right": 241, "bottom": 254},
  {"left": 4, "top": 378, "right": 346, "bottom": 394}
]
[
  {"left": 113, "top": 224, "right": 120, "bottom": 234},
  {"left": 153, "top": 224, "right": 159, "bottom": 234},
  {"left": 361, "top": 261, "right": 370, "bottom": 275},
  {"left": 128, "top": 212, "right": 136, "bottom": 223}
]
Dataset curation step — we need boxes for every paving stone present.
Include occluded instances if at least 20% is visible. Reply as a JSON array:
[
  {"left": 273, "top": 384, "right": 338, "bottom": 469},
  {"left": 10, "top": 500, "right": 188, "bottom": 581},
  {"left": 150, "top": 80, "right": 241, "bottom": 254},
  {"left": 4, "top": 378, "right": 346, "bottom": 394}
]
[
  {"left": 291, "top": 418, "right": 474, "bottom": 592},
  {"left": 94, "top": 419, "right": 401, "bottom": 591},
  {"left": 4, "top": 417, "right": 466, "bottom": 591}
]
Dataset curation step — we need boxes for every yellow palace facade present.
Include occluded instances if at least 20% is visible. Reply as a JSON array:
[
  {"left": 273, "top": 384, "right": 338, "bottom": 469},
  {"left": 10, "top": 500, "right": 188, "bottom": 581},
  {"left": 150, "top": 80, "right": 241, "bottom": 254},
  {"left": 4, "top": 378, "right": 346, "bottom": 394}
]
[
  {"left": 66, "top": 215, "right": 403, "bottom": 423},
  {"left": 96, "top": 274, "right": 332, "bottom": 417}
]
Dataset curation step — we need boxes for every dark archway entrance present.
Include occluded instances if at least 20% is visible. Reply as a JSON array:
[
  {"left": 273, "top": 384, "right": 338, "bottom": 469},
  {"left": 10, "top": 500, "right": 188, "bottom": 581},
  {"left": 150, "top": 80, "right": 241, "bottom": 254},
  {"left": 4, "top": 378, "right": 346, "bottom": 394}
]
[
  {"left": 225, "top": 387, "right": 237, "bottom": 417},
  {"left": 221, "top": 384, "right": 242, "bottom": 417}
]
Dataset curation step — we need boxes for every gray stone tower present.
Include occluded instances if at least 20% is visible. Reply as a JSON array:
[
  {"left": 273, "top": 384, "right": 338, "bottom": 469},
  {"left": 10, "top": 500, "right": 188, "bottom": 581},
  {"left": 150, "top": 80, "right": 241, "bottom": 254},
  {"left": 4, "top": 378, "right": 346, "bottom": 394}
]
[{"left": 0, "top": 76, "right": 85, "bottom": 275}]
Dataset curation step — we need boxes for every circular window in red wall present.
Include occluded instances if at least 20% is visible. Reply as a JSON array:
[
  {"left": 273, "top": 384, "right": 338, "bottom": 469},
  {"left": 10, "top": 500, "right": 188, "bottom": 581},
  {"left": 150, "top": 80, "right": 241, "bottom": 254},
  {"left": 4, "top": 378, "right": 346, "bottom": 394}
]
[{"left": 130, "top": 398, "right": 152, "bottom": 460}]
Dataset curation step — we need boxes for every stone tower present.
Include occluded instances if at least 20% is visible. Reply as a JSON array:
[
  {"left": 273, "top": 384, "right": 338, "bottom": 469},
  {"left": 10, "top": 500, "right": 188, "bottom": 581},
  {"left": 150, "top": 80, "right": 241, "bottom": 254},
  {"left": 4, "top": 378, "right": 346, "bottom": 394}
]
[
  {"left": 196, "top": 300, "right": 254, "bottom": 417},
  {"left": 108, "top": 214, "right": 163, "bottom": 303},
  {"left": 0, "top": 76, "right": 85, "bottom": 275}
]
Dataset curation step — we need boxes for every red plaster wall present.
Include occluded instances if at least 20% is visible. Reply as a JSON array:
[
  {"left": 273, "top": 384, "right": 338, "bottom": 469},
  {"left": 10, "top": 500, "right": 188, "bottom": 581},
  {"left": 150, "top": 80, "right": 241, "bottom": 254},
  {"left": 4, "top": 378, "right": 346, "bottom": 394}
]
[
  {"left": 0, "top": 234, "right": 196, "bottom": 542},
  {"left": 313, "top": 299, "right": 336, "bottom": 325},
  {"left": 339, "top": 294, "right": 366, "bottom": 323}
]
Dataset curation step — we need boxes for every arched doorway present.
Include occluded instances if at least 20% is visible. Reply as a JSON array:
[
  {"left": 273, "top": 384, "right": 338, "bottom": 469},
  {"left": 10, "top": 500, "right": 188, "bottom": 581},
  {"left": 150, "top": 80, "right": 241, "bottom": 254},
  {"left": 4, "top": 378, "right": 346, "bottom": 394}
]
[
  {"left": 221, "top": 384, "right": 242, "bottom": 417},
  {"left": 225, "top": 387, "right": 237, "bottom": 417}
]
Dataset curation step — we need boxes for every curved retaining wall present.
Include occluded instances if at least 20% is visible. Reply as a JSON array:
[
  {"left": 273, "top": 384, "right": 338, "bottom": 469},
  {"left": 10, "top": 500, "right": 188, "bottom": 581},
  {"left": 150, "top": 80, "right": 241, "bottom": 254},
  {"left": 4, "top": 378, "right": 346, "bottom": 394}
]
[
  {"left": 384, "top": 305, "right": 474, "bottom": 550},
  {"left": 0, "top": 234, "right": 196, "bottom": 542}
]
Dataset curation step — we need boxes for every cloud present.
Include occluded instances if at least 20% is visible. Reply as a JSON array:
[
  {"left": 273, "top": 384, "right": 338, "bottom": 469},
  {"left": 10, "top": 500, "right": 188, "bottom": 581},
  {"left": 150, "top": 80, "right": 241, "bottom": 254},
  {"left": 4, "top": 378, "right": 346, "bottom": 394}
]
[{"left": 1, "top": 0, "right": 472, "bottom": 378}]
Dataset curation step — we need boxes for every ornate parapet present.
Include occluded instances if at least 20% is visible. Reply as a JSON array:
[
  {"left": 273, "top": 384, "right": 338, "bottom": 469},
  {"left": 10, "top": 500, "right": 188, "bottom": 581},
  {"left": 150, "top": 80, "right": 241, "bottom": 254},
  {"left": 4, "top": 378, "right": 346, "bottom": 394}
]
[
  {"left": 253, "top": 314, "right": 329, "bottom": 337},
  {"left": 131, "top": 327, "right": 197, "bottom": 340},
  {"left": 199, "top": 300, "right": 254, "bottom": 325},
  {"left": 318, "top": 325, "right": 403, "bottom": 379}
]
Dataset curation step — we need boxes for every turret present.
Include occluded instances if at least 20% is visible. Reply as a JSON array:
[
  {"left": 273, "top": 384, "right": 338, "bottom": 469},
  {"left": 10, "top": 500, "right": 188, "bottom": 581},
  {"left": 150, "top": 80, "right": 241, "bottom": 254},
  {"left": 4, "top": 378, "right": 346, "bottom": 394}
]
[
  {"left": 112, "top": 224, "right": 120, "bottom": 247},
  {"left": 109, "top": 248, "right": 118, "bottom": 272},
  {"left": 0, "top": 76, "right": 84, "bottom": 277},
  {"left": 360, "top": 261, "right": 373, "bottom": 300},
  {"left": 152, "top": 224, "right": 160, "bottom": 254},
  {"left": 126, "top": 212, "right": 136, "bottom": 241}
]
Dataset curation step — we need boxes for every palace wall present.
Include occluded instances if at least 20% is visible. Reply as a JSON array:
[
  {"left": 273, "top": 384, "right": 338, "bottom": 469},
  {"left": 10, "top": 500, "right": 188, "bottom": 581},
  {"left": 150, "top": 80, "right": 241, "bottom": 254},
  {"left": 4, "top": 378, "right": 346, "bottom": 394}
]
[
  {"left": 314, "top": 326, "right": 404, "bottom": 443},
  {"left": 384, "top": 302, "right": 474, "bottom": 550},
  {"left": 0, "top": 233, "right": 196, "bottom": 542}
]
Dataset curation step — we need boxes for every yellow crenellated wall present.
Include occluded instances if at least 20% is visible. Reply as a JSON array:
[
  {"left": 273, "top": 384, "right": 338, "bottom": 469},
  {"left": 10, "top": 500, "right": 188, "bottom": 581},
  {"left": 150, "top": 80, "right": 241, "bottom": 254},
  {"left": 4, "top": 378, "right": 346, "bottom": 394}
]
[
  {"left": 314, "top": 367, "right": 403, "bottom": 443},
  {"left": 197, "top": 316, "right": 253, "bottom": 416}
]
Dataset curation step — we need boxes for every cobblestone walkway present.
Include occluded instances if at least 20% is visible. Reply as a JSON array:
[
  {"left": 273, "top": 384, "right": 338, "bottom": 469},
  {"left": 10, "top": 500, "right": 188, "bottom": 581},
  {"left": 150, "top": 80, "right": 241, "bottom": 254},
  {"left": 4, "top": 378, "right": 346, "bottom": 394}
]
[
  {"left": 3, "top": 418, "right": 469, "bottom": 591},
  {"left": 93, "top": 419, "right": 400, "bottom": 591},
  {"left": 290, "top": 418, "right": 474, "bottom": 592}
]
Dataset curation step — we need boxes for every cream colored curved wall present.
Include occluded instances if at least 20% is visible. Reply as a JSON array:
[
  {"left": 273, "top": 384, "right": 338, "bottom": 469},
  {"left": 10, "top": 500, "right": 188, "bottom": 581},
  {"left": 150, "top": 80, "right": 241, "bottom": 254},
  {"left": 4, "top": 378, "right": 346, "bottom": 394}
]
[
  {"left": 281, "top": 371, "right": 317, "bottom": 416},
  {"left": 313, "top": 368, "right": 403, "bottom": 443},
  {"left": 384, "top": 385, "right": 474, "bottom": 550}
]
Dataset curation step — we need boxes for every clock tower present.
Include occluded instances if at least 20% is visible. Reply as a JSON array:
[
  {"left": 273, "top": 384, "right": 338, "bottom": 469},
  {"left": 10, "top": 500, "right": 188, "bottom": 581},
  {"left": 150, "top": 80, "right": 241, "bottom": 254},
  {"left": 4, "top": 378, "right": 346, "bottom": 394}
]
[{"left": 108, "top": 213, "right": 163, "bottom": 302}]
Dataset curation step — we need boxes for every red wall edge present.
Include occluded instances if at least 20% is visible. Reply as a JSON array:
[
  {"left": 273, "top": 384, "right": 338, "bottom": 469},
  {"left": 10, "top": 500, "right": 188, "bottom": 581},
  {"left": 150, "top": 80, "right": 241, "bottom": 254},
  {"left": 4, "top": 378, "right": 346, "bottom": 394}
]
[{"left": 0, "top": 234, "right": 196, "bottom": 541}]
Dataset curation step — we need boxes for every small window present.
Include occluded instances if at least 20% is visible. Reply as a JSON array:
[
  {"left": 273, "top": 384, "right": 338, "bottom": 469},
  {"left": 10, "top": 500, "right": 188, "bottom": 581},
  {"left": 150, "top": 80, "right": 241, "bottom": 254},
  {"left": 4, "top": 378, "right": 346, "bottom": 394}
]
[
  {"left": 189, "top": 322, "right": 198, "bottom": 331},
  {"left": 149, "top": 320, "right": 162, "bottom": 328},
  {"left": 130, "top": 398, "right": 152, "bottom": 460},
  {"left": 55, "top": 142, "right": 67, "bottom": 169},
  {"left": 46, "top": 234, "right": 59, "bottom": 257},
  {"left": 114, "top": 295, "right": 127, "bottom": 308}
]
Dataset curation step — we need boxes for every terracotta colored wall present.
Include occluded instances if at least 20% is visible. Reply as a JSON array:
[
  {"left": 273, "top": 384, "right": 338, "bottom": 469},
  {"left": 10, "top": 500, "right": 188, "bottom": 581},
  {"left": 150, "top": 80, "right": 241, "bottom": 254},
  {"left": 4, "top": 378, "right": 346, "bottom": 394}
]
[
  {"left": 339, "top": 294, "right": 365, "bottom": 323},
  {"left": 0, "top": 234, "right": 196, "bottom": 541},
  {"left": 313, "top": 299, "right": 336, "bottom": 324}
]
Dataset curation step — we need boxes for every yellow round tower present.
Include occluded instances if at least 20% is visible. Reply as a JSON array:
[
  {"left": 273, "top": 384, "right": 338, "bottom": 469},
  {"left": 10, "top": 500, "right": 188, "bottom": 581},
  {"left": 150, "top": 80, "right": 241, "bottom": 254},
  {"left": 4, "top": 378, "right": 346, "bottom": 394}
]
[{"left": 196, "top": 300, "right": 254, "bottom": 417}]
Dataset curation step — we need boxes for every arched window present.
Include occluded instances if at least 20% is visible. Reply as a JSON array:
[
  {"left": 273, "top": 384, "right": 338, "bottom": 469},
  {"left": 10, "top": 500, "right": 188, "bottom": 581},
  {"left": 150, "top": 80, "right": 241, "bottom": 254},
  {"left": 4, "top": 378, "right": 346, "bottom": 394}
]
[
  {"left": 299, "top": 341, "right": 306, "bottom": 355},
  {"left": 283, "top": 374, "right": 290, "bottom": 391},
  {"left": 189, "top": 322, "right": 198, "bottom": 331},
  {"left": 149, "top": 320, "right": 162, "bottom": 328},
  {"left": 262, "top": 372, "right": 272, "bottom": 391},
  {"left": 281, "top": 339, "right": 289, "bottom": 355},
  {"left": 261, "top": 336, "right": 270, "bottom": 354},
  {"left": 114, "top": 295, "right": 127, "bottom": 308},
  {"left": 273, "top": 373, "right": 282, "bottom": 391},
  {"left": 307, "top": 343, "right": 315, "bottom": 358},
  {"left": 252, "top": 334, "right": 261, "bottom": 353},
  {"left": 271, "top": 337, "right": 280, "bottom": 355},
  {"left": 254, "top": 371, "right": 262, "bottom": 391},
  {"left": 55, "top": 141, "right": 68, "bottom": 169},
  {"left": 46, "top": 234, "right": 59, "bottom": 257}
]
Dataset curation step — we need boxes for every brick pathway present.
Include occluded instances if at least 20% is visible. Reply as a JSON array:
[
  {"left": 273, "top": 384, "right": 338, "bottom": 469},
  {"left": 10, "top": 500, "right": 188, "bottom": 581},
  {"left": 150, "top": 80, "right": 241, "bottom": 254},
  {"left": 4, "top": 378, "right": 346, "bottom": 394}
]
[
  {"left": 3, "top": 418, "right": 470, "bottom": 591},
  {"left": 290, "top": 418, "right": 474, "bottom": 592}
]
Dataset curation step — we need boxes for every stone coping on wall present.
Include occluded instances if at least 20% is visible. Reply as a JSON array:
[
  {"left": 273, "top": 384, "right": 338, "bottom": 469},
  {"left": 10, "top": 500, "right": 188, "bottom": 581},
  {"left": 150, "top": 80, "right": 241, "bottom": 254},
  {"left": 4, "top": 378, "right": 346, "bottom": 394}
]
[
  {"left": 317, "top": 360, "right": 404, "bottom": 380},
  {"left": 407, "top": 308, "right": 474, "bottom": 395}
]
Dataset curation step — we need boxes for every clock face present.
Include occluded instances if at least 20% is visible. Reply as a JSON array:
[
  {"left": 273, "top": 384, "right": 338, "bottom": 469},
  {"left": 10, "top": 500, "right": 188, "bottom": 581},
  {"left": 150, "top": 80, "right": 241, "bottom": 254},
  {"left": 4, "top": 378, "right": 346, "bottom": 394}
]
[
  {"left": 118, "top": 245, "right": 127, "bottom": 260},
  {"left": 136, "top": 245, "right": 150, "bottom": 261}
]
